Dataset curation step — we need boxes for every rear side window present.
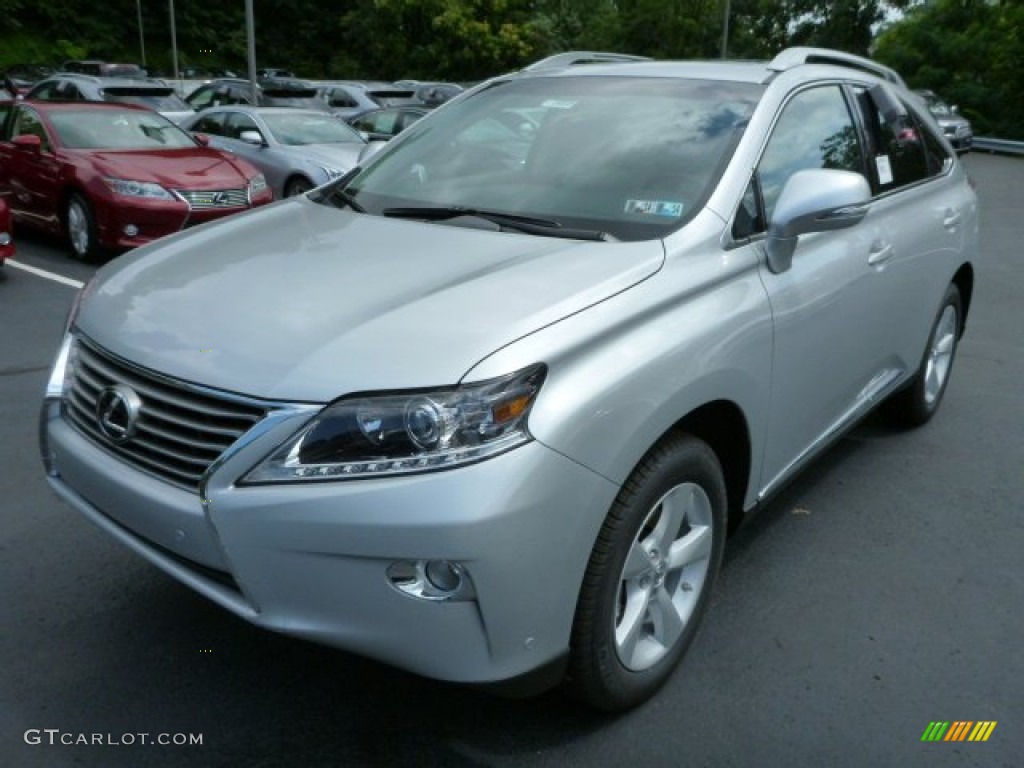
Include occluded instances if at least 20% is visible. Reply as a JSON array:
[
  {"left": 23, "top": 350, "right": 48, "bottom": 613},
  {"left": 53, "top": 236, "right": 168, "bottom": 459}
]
[
  {"left": 855, "top": 86, "right": 947, "bottom": 191},
  {"left": 191, "top": 111, "right": 227, "bottom": 135},
  {"left": 757, "top": 85, "right": 865, "bottom": 221}
]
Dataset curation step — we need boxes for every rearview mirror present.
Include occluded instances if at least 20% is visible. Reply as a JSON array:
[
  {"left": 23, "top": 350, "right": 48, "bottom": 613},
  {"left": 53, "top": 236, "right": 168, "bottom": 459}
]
[{"left": 765, "top": 169, "right": 871, "bottom": 274}]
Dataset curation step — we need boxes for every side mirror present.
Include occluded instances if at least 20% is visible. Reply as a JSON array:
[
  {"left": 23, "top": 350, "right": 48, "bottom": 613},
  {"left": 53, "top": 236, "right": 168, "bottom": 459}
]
[
  {"left": 951, "top": 104, "right": 960, "bottom": 115},
  {"left": 765, "top": 169, "right": 871, "bottom": 274},
  {"left": 193, "top": 132, "right": 210, "bottom": 146},
  {"left": 239, "top": 130, "right": 264, "bottom": 146},
  {"left": 12, "top": 134, "right": 42, "bottom": 152}
]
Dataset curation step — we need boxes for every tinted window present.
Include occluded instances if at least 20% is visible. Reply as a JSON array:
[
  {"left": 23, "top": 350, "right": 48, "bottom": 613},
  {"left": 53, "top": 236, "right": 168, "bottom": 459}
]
[
  {"left": 225, "top": 112, "right": 260, "bottom": 139},
  {"left": 186, "top": 85, "right": 216, "bottom": 110},
  {"left": 191, "top": 111, "right": 227, "bottom": 135},
  {"left": 758, "top": 86, "right": 864, "bottom": 221}
]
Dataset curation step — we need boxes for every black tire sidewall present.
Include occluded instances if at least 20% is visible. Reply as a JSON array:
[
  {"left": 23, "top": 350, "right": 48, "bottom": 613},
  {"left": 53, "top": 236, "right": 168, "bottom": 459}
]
[
  {"left": 569, "top": 435, "right": 727, "bottom": 711},
  {"left": 898, "top": 283, "right": 962, "bottom": 426},
  {"left": 66, "top": 193, "right": 96, "bottom": 261}
]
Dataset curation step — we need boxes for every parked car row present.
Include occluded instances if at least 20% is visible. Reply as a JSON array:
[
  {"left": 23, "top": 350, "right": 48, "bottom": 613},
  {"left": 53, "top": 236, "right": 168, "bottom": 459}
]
[{"left": 181, "top": 106, "right": 366, "bottom": 198}]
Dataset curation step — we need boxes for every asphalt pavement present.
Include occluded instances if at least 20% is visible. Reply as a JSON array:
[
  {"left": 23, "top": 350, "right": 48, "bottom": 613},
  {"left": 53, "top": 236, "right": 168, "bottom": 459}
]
[{"left": 0, "top": 153, "right": 1020, "bottom": 767}]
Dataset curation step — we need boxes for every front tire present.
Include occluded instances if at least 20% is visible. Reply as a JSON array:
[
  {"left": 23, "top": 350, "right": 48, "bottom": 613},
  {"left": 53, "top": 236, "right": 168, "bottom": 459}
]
[
  {"left": 65, "top": 193, "right": 99, "bottom": 261},
  {"left": 285, "top": 177, "right": 314, "bottom": 197},
  {"left": 565, "top": 434, "right": 727, "bottom": 711},
  {"left": 885, "top": 283, "right": 962, "bottom": 427}
]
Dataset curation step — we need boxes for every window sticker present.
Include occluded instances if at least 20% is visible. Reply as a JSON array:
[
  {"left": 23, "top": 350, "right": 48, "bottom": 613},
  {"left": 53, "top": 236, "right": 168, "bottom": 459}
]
[
  {"left": 541, "top": 100, "right": 577, "bottom": 109},
  {"left": 875, "top": 155, "right": 894, "bottom": 185},
  {"left": 624, "top": 199, "right": 685, "bottom": 218}
]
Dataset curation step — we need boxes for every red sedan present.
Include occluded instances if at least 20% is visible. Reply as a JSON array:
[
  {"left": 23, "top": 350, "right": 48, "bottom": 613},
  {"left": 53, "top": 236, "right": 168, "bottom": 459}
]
[
  {"left": 0, "top": 100, "right": 273, "bottom": 260},
  {"left": 0, "top": 196, "right": 13, "bottom": 267}
]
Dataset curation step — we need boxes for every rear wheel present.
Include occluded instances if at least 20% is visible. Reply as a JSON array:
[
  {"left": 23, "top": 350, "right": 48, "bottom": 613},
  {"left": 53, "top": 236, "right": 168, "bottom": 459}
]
[
  {"left": 65, "top": 193, "right": 99, "bottom": 261},
  {"left": 885, "top": 283, "right": 962, "bottom": 427},
  {"left": 565, "top": 434, "right": 727, "bottom": 711}
]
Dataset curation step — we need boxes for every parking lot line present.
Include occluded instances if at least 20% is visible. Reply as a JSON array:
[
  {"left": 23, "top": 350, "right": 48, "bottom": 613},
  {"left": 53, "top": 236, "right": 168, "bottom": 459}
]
[{"left": 6, "top": 259, "right": 84, "bottom": 289}]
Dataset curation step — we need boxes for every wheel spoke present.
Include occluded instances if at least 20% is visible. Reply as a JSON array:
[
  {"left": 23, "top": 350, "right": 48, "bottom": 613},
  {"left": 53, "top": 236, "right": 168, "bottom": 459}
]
[
  {"left": 652, "top": 585, "right": 685, "bottom": 649},
  {"left": 621, "top": 541, "right": 651, "bottom": 580},
  {"left": 667, "top": 524, "right": 712, "bottom": 570},
  {"left": 615, "top": 584, "right": 650, "bottom": 664},
  {"left": 649, "top": 486, "right": 690, "bottom": 555}
]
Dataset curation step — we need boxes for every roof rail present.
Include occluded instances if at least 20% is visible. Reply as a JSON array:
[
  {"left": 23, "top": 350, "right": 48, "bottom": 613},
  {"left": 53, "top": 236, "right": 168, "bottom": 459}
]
[
  {"left": 768, "top": 47, "right": 906, "bottom": 88},
  {"left": 523, "top": 51, "right": 651, "bottom": 72}
]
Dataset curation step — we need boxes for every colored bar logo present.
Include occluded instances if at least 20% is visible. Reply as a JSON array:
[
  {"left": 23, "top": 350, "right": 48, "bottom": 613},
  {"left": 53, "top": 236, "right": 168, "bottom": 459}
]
[{"left": 921, "top": 721, "right": 997, "bottom": 742}]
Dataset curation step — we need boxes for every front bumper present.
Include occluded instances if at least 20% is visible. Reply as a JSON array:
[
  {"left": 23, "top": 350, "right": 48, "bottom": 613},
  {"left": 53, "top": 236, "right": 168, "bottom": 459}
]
[
  {"left": 94, "top": 191, "right": 272, "bottom": 250},
  {"left": 41, "top": 396, "right": 618, "bottom": 685}
]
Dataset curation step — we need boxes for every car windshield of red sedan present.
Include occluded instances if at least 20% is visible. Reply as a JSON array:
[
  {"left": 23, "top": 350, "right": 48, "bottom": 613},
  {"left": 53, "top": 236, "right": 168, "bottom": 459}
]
[
  {"left": 260, "top": 112, "right": 365, "bottom": 146},
  {"left": 49, "top": 110, "right": 196, "bottom": 150}
]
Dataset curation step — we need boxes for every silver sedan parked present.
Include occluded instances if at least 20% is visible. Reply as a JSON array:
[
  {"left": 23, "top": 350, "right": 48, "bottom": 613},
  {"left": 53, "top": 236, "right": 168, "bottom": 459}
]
[{"left": 180, "top": 106, "right": 365, "bottom": 197}]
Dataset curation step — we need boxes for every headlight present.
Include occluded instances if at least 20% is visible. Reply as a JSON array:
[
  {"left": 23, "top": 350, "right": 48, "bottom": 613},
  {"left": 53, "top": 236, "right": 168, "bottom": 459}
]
[
  {"left": 249, "top": 173, "right": 268, "bottom": 196},
  {"left": 102, "top": 178, "right": 174, "bottom": 200},
  {"left": 242, "top": 364, "right": 546, "bottom": 483}
]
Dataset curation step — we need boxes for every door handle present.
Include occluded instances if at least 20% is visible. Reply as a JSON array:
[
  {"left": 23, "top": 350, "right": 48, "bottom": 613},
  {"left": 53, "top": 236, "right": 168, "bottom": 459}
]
[
  {"left": 943, "top": 209, "right": 962, "bottom": 229},
  {"left": 868, "top": 242, "right": 893, "bottom": 266}
]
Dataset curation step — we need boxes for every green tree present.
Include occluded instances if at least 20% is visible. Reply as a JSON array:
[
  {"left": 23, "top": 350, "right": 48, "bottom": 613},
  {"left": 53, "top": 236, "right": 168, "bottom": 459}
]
[{"left": 874, "top": 0, "right": 1024, "bottom": 139}]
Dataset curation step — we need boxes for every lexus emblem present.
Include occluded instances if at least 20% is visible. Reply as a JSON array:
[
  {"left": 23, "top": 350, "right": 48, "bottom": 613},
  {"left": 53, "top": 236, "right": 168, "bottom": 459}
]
[
  {"left": 95, "top": 385, "right": 142, "bottom": 444},
  {"left": 212, "top": 191, "right": 229, "bottom": 205}
]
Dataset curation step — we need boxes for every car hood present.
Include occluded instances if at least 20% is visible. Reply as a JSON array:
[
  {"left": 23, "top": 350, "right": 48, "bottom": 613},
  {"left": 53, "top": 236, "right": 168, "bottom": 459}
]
[
  {"left": 77, "top": 198, "right": 664, "bottom": 402},
  {"left": 281, "top": 143, "right": 363, "bottom": 172},
  {"left": 86, "top": 148, "right": 253, "bottom": 189}
]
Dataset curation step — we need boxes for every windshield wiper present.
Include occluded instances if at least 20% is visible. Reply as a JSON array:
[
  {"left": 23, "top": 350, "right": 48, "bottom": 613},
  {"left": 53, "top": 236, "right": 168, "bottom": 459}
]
[
  {"left": 381, "top": 206, "right": 612, "bottom": 241},
  {"left": 316, "top": 167, "right": 366, "bottom": 212}
]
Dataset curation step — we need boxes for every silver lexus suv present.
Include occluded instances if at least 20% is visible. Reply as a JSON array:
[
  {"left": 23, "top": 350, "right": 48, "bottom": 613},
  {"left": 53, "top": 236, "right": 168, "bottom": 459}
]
[{"left": 41, "top": 47, "right": 977, "bottom": 711}]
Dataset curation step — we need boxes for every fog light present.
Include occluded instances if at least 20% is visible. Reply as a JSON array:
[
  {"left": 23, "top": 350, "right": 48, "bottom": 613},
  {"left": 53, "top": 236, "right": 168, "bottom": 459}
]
[
  {"left": 425, "top": 560, "right": 462, "bottom": 592},
  {"left": 386, "top": 559, "right": 475, "bottom": 602},
  {"left": 123, "top": 224, "right": 139, "bottom": 237}
]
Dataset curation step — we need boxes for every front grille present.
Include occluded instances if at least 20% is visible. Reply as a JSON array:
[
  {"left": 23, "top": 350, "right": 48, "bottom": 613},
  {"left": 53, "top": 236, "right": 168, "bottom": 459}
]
[
  {"left": 64, "top": 337, "right": 268, "bottom": 489},
  {"left": 174, "top": 188, "right": 249, "bottom": 209}
]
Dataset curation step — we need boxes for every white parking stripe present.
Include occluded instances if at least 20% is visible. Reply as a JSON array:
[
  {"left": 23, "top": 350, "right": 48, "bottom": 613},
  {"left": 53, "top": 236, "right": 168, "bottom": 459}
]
[{"left": 5, "top": 259, "right": 84, "bottom": 289}]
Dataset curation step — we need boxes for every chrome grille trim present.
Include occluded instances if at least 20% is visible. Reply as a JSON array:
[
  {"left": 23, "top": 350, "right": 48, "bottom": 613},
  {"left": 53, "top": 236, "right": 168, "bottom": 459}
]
[
  {"left": 63, "top": 336, "right": 271, "bottom": 490},
  {"left": 173, "top": 187, "right": 249, "bottom": 209}
]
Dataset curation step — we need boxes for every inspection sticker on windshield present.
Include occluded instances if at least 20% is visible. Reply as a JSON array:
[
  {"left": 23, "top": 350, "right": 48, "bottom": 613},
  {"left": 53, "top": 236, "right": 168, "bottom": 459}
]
[
  {"left": 624, "top": 199, "right": 684, "bottom": 218},
  {"left": 541, "top": 99, "right": 577, "bottom": 109}
]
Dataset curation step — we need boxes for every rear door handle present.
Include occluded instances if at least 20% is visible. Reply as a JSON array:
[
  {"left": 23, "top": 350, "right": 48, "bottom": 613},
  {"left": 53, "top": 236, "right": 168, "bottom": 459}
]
[
  {"left": 943, "top": 209, "right": 962, "bottom": 229},
  {"left": 868, "top": 242, "right": 893, "bottom": 266}
]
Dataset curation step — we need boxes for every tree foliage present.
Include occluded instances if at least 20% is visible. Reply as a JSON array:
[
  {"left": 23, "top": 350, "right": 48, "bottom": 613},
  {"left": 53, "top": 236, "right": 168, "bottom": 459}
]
[
  {"left": 874, "top": 0, "right": 1024, "bottom": 139},
  {"left": 1, "top": 0, "right": 1017, "bottom": 137}
]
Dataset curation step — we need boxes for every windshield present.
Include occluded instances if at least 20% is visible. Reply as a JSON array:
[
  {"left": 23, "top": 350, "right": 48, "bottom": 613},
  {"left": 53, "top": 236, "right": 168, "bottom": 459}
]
[
  {"left": 50, "top": 110, "right": 198, "bottom": 149},
  {"left": 325, "top": 76, "right": 761, "bottom": 241},
  {"left": 925, "top": 97, "right": 954, "bottom": 117},
  {"left": 260, "top": 112, "right": 364, "bottom": 145}
]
